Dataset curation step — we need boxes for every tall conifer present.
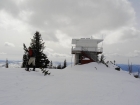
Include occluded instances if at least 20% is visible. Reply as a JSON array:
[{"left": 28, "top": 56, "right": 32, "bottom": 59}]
[{"left": 22, "top": 31, "right": 50, "bottom": 68}]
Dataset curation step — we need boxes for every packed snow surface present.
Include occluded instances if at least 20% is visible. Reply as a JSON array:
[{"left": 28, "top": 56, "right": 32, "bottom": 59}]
[{"left": 0, "top": 62, "right": 140, "bottom": 105}]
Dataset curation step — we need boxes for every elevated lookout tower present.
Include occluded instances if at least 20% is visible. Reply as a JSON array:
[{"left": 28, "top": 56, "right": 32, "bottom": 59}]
[{"left": 71, "top": 38, "right": 103, "bottom": 65}]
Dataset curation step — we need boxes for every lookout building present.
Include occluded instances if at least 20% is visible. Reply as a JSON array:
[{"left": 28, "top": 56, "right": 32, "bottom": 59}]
[{"left": 71, "top": 38, "right": 103, "bottom": 65}]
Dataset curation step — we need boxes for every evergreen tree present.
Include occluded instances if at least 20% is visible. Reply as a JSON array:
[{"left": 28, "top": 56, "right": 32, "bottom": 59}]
[
  {"left": 57, "top": 64, "right": 62, "bottom": 69},
  {"left": 22, "top": 31, "right": 50, "bottom": 68},
  {"left": 21, "top": 44, "right": 28, "bottom": 68},
  {"left": 62, "top": 59, "right": 67, "bottom": 69},
  {"left": 50, "top": 61, "right": 53, "bottom": 68},
  {"left": 49, "top": 61, "right": 53, "bottom": 69},
  {"left": 5, "top": 59, "right": 8, "bottom": 68}
]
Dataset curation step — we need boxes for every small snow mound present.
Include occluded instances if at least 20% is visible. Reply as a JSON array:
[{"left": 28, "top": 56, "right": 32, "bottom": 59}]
[{"left": 66, "top": 62, "right": 114, "bottom": 71}]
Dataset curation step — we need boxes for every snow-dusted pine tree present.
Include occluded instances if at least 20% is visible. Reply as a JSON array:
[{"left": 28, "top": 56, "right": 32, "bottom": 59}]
[{"left": 22, "top": 31, "right": 50, "bottom": 68}]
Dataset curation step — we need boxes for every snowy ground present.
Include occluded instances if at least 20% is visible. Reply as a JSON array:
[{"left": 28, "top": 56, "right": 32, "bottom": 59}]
[{"left": 0, "top": 62, "right": 140, "bottom": 105}]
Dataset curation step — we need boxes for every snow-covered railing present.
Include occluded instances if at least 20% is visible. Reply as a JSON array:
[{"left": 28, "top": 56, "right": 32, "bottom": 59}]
[{"left": 72, "top": 46, "right": 103, "bottom": 53}]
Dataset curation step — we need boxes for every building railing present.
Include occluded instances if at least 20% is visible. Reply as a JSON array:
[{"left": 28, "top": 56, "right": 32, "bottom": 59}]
[{"left": 72, "top": 46, "right": 103, "bottom": 53}]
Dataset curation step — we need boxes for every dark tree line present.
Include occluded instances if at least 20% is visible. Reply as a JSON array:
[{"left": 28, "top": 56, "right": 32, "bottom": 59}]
[{"left": 57, "top": 59, "right": 67, "bottom": 69}]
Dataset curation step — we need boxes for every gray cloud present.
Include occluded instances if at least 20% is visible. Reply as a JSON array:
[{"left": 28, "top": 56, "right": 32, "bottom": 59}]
[
  {"left": 104, "top": 27, "right": 140, "bottom": 44},
  {"left": 7, "top": 0, "right": 135, "bottom": 41},
  {"left": 105, "top": 52, "right": 121, "bottom": 57},
  {"left": 120, "top": 27, "right": 140, "bottom": 41},
  {"left": 0, "top": 0, "right": 19, "bottom": 17},
  {"left": 44, "top": 47, "right": 71, "bottom": 61},
  {"left": 4, "top": 42, "right": 15, "bottom": 47},
  {"left": 0, "top": 0, "right": 139, "bottom": 63},
  {"left": 126, "top": 50, "right": 140, "bottom": 57},
  {"left": 0, "top": 52, "right": 7, "bottom": 55}
]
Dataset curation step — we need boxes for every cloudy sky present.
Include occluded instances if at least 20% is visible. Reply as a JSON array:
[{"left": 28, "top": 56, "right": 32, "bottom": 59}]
[{"left": 0, "top": 0, "right": 140, "bottom": 64}]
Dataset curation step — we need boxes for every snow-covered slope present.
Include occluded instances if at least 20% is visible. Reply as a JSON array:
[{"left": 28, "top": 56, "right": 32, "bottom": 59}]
[{"left": 0, "top": 62, "right": 140, "bottom": 105}]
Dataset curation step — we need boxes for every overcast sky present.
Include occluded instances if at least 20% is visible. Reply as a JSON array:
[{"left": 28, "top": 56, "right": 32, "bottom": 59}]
[{"left": 0, "top": 0, "right": 140, "bottom": 64}]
